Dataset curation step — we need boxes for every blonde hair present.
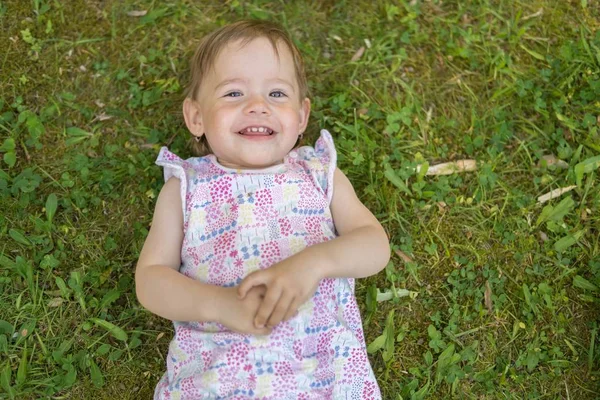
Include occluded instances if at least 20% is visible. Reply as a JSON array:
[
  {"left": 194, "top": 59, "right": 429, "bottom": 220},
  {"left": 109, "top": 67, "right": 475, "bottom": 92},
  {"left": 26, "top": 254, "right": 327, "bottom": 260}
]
[{"left": 185, "top": 20, "right": 309, "bottom": 156}]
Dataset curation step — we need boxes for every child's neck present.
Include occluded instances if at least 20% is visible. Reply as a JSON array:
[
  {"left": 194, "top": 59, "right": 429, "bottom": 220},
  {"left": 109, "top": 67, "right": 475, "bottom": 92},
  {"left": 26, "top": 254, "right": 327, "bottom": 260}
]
[{"left": 215, "top": 156, "right": 285, "bottom": 171}]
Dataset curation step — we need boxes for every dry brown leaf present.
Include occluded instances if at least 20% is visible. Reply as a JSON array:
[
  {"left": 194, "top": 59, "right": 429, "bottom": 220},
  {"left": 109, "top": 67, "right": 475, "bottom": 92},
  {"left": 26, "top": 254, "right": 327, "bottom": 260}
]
[
  {"left": 436, "top": 201, "right": 447, "bottom": 212},
  {"left": 127, "top": 10, "right": 148, "bottom": 17},
  {"left": 350, "top": 46, "right": 365, "bottom": 62},
  {"left": 537, "top": 185, "right": 576, "bottom": 204},
  {"left": 484, "top": 280, "right": 493, "bottom": 313},
  {"left": 539, "top": 154, "right": 569, "bottom": 169},
  {"left": 48, "top": 297, "right": 64, "bottom": 308},
  {"left": 96, "top": 113, "right": 112, "bottom": 121},
  {"left": 394, "top": 249, "right": 413, "bottom": 263},
  {"left": 419, "top": 160, "right": 477, "bottom": 176},
  {"left": 156, "top": 332, "right": 165, "bottom": 341},
  {"left": 523, "top": 8, "right": 543, "bottom": 20},
  {"left": 583, "top": 208, "right": 592, "bottom": 220}
]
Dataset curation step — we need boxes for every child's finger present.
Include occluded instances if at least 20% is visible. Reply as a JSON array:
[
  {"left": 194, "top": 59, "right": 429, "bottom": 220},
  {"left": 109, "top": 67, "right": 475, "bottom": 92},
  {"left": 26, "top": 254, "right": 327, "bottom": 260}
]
[
  {"left": 237, "top": 271, "right": 264, "bottom": 299},
  {"left": 254, "top": 326, "right": 272, "bottom": 336},
  {"left": 266, "top": 293, "right": 294, "bottom": 328},
  {"left": 254, "top": 287, "right": 282, "bottom": 328},
  {"left": 282, "top": 297, "right": 303, "bottom": 322}
]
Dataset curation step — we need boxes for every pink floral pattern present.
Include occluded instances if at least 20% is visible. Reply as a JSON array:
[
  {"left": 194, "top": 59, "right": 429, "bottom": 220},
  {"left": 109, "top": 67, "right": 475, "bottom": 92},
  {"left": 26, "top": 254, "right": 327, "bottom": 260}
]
[{"left": 154, "top": 130, "right": 380, "bottom": 399}]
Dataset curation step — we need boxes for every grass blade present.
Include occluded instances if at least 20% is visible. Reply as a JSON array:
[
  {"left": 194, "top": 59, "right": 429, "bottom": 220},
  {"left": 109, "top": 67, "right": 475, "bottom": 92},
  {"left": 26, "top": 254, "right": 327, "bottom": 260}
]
[
  {"left": 89, "top": 359, "right": 105, "bottom": 388},
  {"left": 89, "top": 318, "right": 128, "bottom": 342},
  {"left": 573, "top": 275, "right": 599, "bottom": 292},
  {"left": 45, "top": 193, "right": 57, "bottom": 223},
  {"left": 16, "top": 344, "right": 27, "bottom": 386},
  {"left": 384, "top": 164, "right": 411, "bottom": 195}
]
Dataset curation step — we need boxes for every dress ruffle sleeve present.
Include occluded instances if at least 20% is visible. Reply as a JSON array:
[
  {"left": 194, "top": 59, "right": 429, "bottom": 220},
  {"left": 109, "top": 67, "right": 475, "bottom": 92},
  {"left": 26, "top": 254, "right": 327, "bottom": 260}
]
[
  {"left": 295, "top": 129, "right": 337, "bottom": 204},
  {"left": 155, "top": 147, "right": 190, "bottom": 224}
]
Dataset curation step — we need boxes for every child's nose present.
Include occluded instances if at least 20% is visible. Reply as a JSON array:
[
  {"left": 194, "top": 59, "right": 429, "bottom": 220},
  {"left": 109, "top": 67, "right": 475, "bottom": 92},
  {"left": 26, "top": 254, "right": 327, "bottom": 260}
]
[{"left": 244, "top": 95, "right": 270, "bottom": 115}]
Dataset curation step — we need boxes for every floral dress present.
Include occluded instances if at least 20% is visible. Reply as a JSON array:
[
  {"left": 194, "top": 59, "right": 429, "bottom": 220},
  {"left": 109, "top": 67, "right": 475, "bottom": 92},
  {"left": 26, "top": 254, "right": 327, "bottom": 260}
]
[{"left": 154, "top": 130, "right": 381, "bottom": 399}]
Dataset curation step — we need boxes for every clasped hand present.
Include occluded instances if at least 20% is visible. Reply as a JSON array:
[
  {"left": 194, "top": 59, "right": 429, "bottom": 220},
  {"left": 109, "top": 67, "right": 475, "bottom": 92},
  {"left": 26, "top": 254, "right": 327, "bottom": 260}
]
[{"left": 237, "top": 255, "right": 322, "bottom": 329}]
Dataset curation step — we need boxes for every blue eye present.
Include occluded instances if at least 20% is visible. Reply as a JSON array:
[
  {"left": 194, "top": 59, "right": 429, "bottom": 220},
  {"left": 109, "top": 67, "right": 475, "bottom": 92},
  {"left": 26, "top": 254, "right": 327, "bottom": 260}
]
[
  {"left": 270, "top": 91, "right": 287, "bottom": 98},
  {"left": 225, "top": 91, "right": 242, "bottom": 97}
]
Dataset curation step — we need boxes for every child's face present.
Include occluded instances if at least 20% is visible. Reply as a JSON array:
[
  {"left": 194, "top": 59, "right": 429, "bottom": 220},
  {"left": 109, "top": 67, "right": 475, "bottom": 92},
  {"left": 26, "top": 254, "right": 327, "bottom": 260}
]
[{"left": 183, "top": 38, "right": 310, "bottom": 169}]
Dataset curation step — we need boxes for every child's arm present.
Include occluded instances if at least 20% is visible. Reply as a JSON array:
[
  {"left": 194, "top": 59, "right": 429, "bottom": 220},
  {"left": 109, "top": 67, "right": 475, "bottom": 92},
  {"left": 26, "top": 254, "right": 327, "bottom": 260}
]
[
  {"left": 238, "top": 168, "right": 390, "bottom": 328},
  {"left": 135, "top": 177, "right": 271, "bottom": 335},
  {"left": 312, "top": 167, "right": 391, "bottom": 278},
  {"left": 135, "top": 177, "right": 219, "bottom": 322}
]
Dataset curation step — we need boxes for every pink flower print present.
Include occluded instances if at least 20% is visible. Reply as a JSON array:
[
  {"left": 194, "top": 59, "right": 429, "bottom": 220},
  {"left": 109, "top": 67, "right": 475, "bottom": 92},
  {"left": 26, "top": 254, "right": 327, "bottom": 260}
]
[
  {"left": 362, "top": 380, "right": 377, "bottom": 398},
  {"left": 234, "top": 257, "right": 244, "bottom": 268},
  {"left": 297, "top": 181, "right": 326, "bottom": 209},
  {"left": 179, "top": 376, "right": 202, "bottom": 397},
  {"left": 259, "top": 241, "right": 282, "bottom": 269},
  {"left": 225, "top": 342, "right": 249, "bottom": 368},
  {"left": 213, "top": 231, "right": 236, "bottom": 259},
  {"left": 201, "top": 351, "right": 213, "bottom": 367},
  {"left": 248, "top": 373, "right": 256, "bottom": 384},
  {"left": 293, "top": 340, "right": 302, "bottom": 360},
  {"left": 254, "top": 189, "right": 277, "bottom": 222},
  {"left": 278, "top": 217, "right": 292, "bottom": 237},
  {"left": 273, "top": 173, "right": 286, "bottom": 185},
  {"left": 209, "top": 175, "right": 233, "bottom": 203},
  {"left": 304, "top": 216, "right": 326, "bottom": 245},
  {"left": 207, "top": 197, "right": 238, "bottom": 234}
]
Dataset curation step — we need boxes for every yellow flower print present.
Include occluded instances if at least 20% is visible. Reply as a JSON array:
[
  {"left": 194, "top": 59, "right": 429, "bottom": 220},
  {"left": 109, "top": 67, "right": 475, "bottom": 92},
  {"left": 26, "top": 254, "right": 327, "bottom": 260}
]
[
  {"left": 307, "top": 158, "right": 323, "bottom": 172},
  {"left": 245, "top": 258, "right": 260, "bottom": 273},
  {"left": 256, "top": 375, "right": 273, "bottom": 397},
  {"left": 195, "top": 263, "right": 209, "bottom": 281},
  {"left": 282, "top": 185, "right": 299, "bottom": 202},
  {"left": 201, "top": 369, "right": 219, "bottom": 387},
  {"left": 301, "top": 357, "right": 318, "bottom": 375},
  {"left": 289, "top": 237, "right": 307, "bottom": 254},
  {"left": 239, "top": 204, "right": 253, "bottom": 225},
  {"left": 188, "top": 208, "right": 206, "bottom": 227}
]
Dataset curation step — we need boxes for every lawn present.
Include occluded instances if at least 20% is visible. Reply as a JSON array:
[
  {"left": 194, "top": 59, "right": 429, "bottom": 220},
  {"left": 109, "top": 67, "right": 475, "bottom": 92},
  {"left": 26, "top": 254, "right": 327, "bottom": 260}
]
[{"left": 1, "top": 0, "right": 599, "bottom": 398}]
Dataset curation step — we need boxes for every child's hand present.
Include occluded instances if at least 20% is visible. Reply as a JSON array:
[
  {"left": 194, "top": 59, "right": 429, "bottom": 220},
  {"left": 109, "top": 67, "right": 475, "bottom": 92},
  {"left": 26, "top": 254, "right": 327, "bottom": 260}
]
[
  {"left": 216, "top": 286, "right": 273, "bottom": 336},
  {"left": 237, "top": 256, "right": 322, "bottom": 329}
]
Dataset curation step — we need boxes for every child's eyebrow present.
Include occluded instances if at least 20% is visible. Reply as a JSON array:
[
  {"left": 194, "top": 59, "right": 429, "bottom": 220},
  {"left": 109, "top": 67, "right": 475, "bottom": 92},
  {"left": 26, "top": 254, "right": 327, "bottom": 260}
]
[
  {"left": 214, "top": 78, "right": 247, "bottom": 91},
  {"left": 214, "top": 78, "right": 296, "bottom": 92},
  {"left": 269, "top": 78, "right": 295, "bottom": 91}
]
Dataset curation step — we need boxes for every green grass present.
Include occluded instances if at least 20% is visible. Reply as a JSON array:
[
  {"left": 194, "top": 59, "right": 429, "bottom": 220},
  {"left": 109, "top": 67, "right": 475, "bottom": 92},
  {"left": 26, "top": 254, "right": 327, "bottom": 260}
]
[{"left": 1, "top": 0, "right": 599, "bottom": 398}]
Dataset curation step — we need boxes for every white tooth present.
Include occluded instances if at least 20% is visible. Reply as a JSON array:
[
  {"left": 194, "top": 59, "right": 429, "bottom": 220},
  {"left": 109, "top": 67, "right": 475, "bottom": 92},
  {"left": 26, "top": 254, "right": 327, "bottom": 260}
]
[
  {"left": 246, "top": 128, "right": 251, "bottom": 132},
  {"left": 258, "top": 127, "right": 265, "bottom": 132},
  {"left": 251, "top": 127, "right": 258, "bottom": 132}
]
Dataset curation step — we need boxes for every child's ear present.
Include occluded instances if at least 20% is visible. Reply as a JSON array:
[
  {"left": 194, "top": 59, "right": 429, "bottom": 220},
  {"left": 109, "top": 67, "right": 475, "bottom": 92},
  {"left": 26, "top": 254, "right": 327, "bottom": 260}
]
[
  {"left": 183, "top": 98, "right": 204, "bottom": 139},
  {"left": 298, "top": 97, "right": 311, "bottom": 134}
]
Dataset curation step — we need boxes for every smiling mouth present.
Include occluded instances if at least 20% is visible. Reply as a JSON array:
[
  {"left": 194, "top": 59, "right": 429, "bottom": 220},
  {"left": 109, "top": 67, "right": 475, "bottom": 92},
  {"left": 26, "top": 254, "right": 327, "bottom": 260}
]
[{"left": 238, "top": 126, "right": 275, "bottom": 136}]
